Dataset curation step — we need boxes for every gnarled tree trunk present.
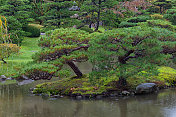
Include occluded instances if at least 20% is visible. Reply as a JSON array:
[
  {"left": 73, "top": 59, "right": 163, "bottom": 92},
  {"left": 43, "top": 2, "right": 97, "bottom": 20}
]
[{"left": 67, "top": 61, "right": 83, "bottom": 78}]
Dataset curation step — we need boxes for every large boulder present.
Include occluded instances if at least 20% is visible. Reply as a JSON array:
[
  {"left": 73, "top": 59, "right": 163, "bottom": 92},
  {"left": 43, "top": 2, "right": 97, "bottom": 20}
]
[{"left": 136, "top": 83, "right": 158, "bottom": 94}]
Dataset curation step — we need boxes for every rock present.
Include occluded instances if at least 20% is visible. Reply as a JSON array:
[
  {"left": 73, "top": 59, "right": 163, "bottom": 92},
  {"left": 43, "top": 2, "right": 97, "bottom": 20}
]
[
  {"left": 0, "top": 75, "right": 6, "bottom": 81},
  {"left": 53, "top": 95, "right": 60, "bottom": 98},
  {"left": 76, "top": 96, "right": 82, "bottom": 100},
  {"left": 69, "top": 6, "right": 80, "bottom": 11},
  {"left": 17, "top": 79, "right": 34, "bottom": 85},
  {"left": 21, "top": 75, "right": 29, "bottom": 80},
  {"left": 136, "top": 83, "right": 158, "bottom": 94},
  {"left": 6, "top": 77, "right": 12, "bottom": 80},
  {"left": 40, "top": 33, "right": 45, "bottom": 35},
  {"left": 70, "top": 14, "right": 79, "bottom": 19},
  {"left": 121, "top": 91, "right": 130, "bottom": 96}
]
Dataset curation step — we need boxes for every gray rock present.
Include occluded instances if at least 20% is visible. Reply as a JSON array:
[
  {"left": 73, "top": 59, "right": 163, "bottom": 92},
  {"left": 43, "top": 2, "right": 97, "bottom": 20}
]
[
  {"left": 40, "top": 33, "right": 45, "bottom": 35},
  {"left": 70, "top": 14, "right": 79, "bottom": 19},
  {"left": 0, "top": 75, "right": 6, "bottom": 79},
  {"left": 136, "top": 83, "right": 158, "bottom": 94},
  {"left": 6, "top": 77, "right": 12, "bottom": 80},
  {"left": 21, "top": 75, "right": 29, "bottom": 80},
  {"left": 53, "top": 95, "right": 60, "bottom": 98},
  {"left": 69, "top": 6, "right": 80, "bottom": 11},
  {"left": 17, "top": 79, "right": 34, "bottom": 85},
  {"left": 122, "top": 91, "right": 130, "bottom": 96},
  {"left": 76, "top": 96, "right": 82, "bottom": 100}
]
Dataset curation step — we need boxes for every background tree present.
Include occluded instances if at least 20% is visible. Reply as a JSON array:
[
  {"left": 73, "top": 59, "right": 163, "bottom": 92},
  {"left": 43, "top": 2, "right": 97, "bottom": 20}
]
[
  {"left": 88, "top": 26, "right": 176, "bottom": 86},
  {"left": 0, "top": 0, "right": 33, "bottom": 44},
  {"left": 0, "top": 16, "right": 20, "bottom": 63},
  {"left": 37, "top": 0, "right": 81, "bottom": 32},
  {"left": 80, "top": 0, "right": 119, "bottom": 31}
]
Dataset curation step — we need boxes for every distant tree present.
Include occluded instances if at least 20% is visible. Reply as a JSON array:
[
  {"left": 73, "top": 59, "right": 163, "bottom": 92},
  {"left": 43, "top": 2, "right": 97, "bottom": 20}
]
[
  {"left": 80, "top": 0, "right": 119, "bottom": 31},
  {"left": 0, "top": 0, "right": 33, "bottom": 44},
  {"left": 0, "top": 16, "right": 20, "bottom": 63},
  {"left": 22, "top": 28, "right": 90, "bottom": 80},
  {"left": 88, "top": 26, "right": 176, "bottom": 86}
]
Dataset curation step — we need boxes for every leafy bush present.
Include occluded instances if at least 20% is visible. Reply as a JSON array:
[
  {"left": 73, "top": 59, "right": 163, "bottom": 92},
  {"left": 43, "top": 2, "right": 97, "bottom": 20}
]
[
  {"left": 118, "top": 21, "right": 137, "bottom": 28},
  {"left": 151, "top": 14, "right": 163, "bottom": 19},
  {"left": 127, "top": 16, "right": 151, "bottom": 23},
  {"left": 164, "top": 9, "right": 176, "bottom": 25},
  {"left": 23, "top": 25, "right": 40, "bottom": 37},
  {"left": 80, "top": 26, "right": 94, "bottom": 33},
  {"left": 147, "top": 20, "right": 176, "bottom": 31}
]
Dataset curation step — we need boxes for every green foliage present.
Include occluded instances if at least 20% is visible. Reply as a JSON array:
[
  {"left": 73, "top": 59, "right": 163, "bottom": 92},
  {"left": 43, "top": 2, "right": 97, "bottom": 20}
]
[
  {"left": 147, "top": 19, "right": 176, "bottom": 31},
  {"left": 0, "top": 0, "right": 33, "bottom": 44},
  {"left": 20, "top": 28, "right": 90, "bottom": 80},
  {"left": 118, "top": 21, "right": 137, "bottom": 28},
  {"left": 164, "top": 9, "right": 176, "bottom": 25},
  {"left": 127, "top": 16, "right": 151, "bottom": 23},
  {"left": 23, "top": 25, "right": 40, "bottom": 37},
  {"left": 151, "top": 14, "right": 164, "bottom": 19},
  {"left": 80, "top": 26, "right": 94, "bottom": 33},
  {"left": 88, "top": 26, "right": 176, "bottom": 82}
]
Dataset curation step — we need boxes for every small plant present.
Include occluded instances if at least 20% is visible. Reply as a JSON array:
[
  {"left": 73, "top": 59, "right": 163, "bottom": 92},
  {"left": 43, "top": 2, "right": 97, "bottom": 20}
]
[
  {"left": 151, "top": 14, "right": 163, "bottom": 19},
  {"left": 23, "top": 25, "right": 40, "bottom": 37}
]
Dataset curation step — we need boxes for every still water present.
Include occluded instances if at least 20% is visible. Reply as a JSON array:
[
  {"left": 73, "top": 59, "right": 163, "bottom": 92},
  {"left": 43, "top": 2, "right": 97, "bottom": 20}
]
[{"left": 0, "top": 83, "right": 176, "bottom": 117}]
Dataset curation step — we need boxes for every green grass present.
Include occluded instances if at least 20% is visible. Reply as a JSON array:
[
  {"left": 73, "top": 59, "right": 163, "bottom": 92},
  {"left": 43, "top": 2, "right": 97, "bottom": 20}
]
[{"left": 0, "top": 37, "right": 40, "bottom": 77}]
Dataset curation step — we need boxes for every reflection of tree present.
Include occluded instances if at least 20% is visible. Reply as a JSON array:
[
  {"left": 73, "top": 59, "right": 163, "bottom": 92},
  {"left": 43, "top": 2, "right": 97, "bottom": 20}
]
[
  {"left": 119, "top": 100, "right": 127, "bottom": 117},
  {"left": 73, "top": 101, "right": 83, "bottom": 117}
]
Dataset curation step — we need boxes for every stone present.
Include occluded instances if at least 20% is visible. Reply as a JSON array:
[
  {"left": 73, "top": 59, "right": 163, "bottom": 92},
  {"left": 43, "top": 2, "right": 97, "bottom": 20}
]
[
  {"left": 6, "top": 77, "right": 12, "bottom": 80},
  {"left": 53, "top": 95, "right": 60, "bottom": 98},
  {"left": 136, "top": 83, "right": 158, "bottom": 94},
  {"left": 69, "top": 6, "right": 80, "bottom": 11},
  {"left": 21, "top": 75, "right": 29, "bottom": 80},
  {"left": 70, "top": 14, "right": 79, "bottom": 19},
  {"left": 76, "top": 96, "right": 82, "bottom": 100},
  {"left": 122, "top": 91, "right": 130, "bottom": 96},
  {"left": 17, "top": 79, "right": 34, "bottom": 85}
]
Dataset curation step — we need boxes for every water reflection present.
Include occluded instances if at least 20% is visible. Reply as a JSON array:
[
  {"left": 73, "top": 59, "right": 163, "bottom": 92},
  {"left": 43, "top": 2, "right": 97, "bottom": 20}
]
[{"left": 0, "top": 84, "right": 175, "bottom": 117}]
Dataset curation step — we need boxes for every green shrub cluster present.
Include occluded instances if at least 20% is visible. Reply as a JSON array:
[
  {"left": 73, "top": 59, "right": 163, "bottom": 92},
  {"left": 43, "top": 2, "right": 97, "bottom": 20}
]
[
  {"left": 23, "top": 25, "right": 40, "bottom": 37},
  {"left": 164, "top": 9, "right": 176, "bottom": 25},
  {"left": 147, "top": 20, "right": 176, "bottom": 31},
  {"left": 127, "top": 16, "right": 151, "bottom": 23},
  {"left": 151, "top": 14, "right": 164, "bottom": 19},
  {"left": 118, "top": 21, "right": 137, "bottom": 28},
  {"left": 80, "top": 26, "right": 94, "bottom": 33}
]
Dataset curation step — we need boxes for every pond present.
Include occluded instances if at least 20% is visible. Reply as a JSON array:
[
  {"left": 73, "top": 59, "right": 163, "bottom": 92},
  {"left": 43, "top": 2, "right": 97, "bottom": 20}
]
[{"left": 0, "top": 83, "right": 176, "bottom": 117}]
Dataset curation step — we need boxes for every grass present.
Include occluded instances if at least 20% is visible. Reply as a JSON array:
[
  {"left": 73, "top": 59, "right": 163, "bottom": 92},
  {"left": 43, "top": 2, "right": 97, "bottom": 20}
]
[{"left": 0, "top": 37, "right": 40, "bottom": 77}]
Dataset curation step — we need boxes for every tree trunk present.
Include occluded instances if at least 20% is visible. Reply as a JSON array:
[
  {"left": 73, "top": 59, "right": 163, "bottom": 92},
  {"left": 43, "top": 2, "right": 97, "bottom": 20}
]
[
  {"left": 118, "top": 77, "right": 127, "bottom": 86},
  {"left": 67, "top": 61, "right": 83, "bottom": 78},
  {"left": 94, "top": 0, "right": 101, "bottom": 31},
  {"left": 1, "top": 58, "right": 7, "bottom": 64}
]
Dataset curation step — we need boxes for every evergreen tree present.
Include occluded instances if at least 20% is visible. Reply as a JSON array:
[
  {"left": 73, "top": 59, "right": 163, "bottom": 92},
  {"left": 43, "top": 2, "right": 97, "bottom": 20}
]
[
  {"left": 21, "top": 28, "right": 90, "bottom": 80},
  {"left": 88, "top": 26, "right": 176, "bottom": 85}
]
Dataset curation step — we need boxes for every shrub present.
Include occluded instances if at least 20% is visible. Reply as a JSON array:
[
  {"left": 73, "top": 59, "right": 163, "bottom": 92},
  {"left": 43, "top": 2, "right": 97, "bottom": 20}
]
[
  {"left": 147, "top": 20, "right": 176, "bottom": 31},
  {"left": 118, "top": 22, "right": 137, "bottom": 28},
  {"left": 164, "top": 9, "right": 176, "bottom": 25},
  {"left": 151, "top": 14, "right": 163, "bottom": 19},
  {"left": 127, "top": 16, "right": 151, "bottom": 23},
  {"left": 80, "top": 26, "right": 94, "bottom": 33},
  {"left": 23, "top": 25, "right": 40, "bottom": 37}
]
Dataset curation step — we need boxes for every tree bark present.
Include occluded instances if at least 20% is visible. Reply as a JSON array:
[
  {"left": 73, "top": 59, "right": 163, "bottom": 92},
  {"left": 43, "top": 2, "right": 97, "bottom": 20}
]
[
  {"left": 1, "top": 58, "right": 7, "bottom": 64},
  {"left": 67, "top": 61, "right": 83, "bottom": 78},
  {"left": 118, "top": 77, "right": 127, "bottom": 86},
  {"left": 94, "top": 0, "right": 101, "bottom": 31}
]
